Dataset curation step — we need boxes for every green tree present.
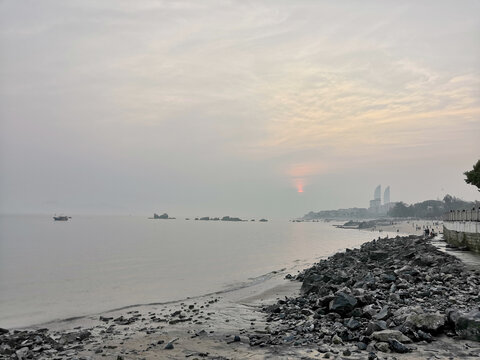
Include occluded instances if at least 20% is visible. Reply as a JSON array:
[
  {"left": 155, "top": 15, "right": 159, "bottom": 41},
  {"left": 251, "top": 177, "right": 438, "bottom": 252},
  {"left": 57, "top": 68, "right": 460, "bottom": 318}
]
[
  {"left": 443, "top": 194, "right": 453, "bottom": 204},
  {"left": 388, "top": 202, "right": 414, "bottom": 217},
  {"left": 464, "top": 160, "right": 480, "bottom": 191}
]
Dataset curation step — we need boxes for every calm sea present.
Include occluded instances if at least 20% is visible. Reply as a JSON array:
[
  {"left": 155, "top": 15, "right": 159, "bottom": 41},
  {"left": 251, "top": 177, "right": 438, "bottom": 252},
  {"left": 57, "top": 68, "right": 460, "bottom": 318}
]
[{"left": 0, "top": 215, "right": 398, "bottom": 328}]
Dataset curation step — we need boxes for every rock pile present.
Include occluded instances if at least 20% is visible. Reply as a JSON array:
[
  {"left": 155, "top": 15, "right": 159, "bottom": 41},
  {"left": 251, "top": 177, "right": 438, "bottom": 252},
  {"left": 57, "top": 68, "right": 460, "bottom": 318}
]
[
  {"left": 0, "top": 298, "right": 223, "bottom": 359},
  {"left": 249, "top": 235, "right": 480, "bottom": 355},
  {"left": 0, "top": 328, "right": 91, "bottom": 359}
]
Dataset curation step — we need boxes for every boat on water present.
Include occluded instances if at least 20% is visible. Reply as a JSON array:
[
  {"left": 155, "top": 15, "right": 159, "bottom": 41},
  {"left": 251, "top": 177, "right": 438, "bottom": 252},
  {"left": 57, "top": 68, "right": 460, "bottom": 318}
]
[{"left": 53, "top": 215, "right": 70, "bottom": 221}]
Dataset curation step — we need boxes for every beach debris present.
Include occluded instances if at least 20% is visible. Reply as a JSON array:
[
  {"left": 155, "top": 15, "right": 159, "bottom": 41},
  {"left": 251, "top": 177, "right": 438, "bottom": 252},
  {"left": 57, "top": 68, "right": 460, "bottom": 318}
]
[
  {"left": 186, "top": 351, "right": 209, "bottom": 357},
  {"left": 164, "top": 337, "right": 179, "bottom": 350}
]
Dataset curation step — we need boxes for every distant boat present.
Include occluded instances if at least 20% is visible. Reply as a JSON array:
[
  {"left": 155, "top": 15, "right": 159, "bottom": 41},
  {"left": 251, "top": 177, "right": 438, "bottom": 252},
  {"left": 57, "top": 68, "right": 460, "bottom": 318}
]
[{"left": 53, "top": 215, "right": 70, "bottom": 221}]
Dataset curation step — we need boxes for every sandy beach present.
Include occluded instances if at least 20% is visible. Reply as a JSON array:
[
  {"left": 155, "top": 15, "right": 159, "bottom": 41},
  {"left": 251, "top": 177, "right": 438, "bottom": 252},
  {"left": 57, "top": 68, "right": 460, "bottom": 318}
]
[{"left": 371, "top": 220, "right": 443, "bottom": 236}]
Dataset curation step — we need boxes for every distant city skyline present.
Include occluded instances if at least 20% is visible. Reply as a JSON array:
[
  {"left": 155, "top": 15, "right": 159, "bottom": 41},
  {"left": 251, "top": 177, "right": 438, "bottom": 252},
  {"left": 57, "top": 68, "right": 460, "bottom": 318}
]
[
  {"left": 384, "top": 186, "right": 391, "bottom": 204},
  {"left": 374, "top": 185, "right": 382, "bottom": 202},
  {"left": 369, "top": 184, "right": 394, "bottom": 215}
]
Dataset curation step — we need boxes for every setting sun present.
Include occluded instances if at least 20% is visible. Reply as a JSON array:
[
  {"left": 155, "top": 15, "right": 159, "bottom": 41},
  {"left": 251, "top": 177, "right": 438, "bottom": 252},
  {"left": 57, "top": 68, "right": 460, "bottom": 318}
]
[{"left": 296, "top": 180, "right": 304, "bottom": 193}]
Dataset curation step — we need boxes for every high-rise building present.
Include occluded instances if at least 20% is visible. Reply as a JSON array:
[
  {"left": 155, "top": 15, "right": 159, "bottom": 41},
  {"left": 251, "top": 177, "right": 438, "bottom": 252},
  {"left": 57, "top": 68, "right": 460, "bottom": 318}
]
[
  {"left": 374, "top": 185, "right": 381, "bottom": 201},
  {"left": 384, "top": 186, "right": 390, "bottom": 204}
]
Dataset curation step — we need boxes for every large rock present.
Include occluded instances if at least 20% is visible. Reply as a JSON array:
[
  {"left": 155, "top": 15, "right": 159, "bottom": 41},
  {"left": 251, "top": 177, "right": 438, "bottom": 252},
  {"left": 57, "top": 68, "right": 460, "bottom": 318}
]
[
  {"left": 371, "top": 330, "right": 412, "bottom": 343},
  {"left": 388, "top": 339, "right": 410, "bottom": 353},
  {"left": 373, "top": 306, "right": 390, "bottom": 321},
  {"left": 405, "top": 313, "right": 445, "bottom": 333},
  {"left": 58, "top": 330, "right": 91, "bottom": 345},
  {"left": 454, "top": 310, "right": 480, "bottom": 341},
  {"left": 365, "top": 321, "right": 387, "bottom": 336},
  {"left": 329, "top": 292, "right": 358, "bottom": 315}
]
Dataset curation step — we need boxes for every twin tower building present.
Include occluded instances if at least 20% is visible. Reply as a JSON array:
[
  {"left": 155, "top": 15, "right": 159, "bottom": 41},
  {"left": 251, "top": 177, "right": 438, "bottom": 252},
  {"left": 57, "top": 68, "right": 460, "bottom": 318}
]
[{"left": 369, "top": 185, "right": 393, "bottom": 214}]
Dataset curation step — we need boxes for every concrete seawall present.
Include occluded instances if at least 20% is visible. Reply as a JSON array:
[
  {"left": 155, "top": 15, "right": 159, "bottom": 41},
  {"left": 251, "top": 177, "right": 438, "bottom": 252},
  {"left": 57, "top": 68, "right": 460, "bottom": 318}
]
[{"left": 443, "top": 221, "right": 480, "bottom": 253}]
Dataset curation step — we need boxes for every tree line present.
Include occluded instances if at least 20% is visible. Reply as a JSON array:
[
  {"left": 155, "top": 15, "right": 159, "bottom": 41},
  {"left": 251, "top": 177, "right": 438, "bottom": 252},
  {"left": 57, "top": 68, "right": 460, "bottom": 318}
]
[{"left": 388, "top": 195, "right": 477, "bottom": 219}]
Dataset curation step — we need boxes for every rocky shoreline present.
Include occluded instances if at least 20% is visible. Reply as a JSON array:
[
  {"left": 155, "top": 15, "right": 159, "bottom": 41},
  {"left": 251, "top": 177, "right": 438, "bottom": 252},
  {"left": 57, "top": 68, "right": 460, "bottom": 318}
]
[
  {"left": 249, "top": 234, "right": 480, "bottom": 358},
  {"left": 1, "top": 234, "right": 480, "bottom": 359}
]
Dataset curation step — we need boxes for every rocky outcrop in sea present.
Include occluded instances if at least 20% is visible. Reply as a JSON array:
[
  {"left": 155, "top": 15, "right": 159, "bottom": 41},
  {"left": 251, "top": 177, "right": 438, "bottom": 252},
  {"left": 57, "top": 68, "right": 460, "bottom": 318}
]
[{"left": 249, "top": 235, "right": 480, "bottom": 357}]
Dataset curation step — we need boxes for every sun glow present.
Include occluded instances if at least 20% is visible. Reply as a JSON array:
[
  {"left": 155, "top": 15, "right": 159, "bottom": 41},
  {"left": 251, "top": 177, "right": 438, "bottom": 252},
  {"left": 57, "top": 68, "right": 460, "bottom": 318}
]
[
  {"left": 295, "top": 179, "right": 304, "bottom": 193},
  {"left": 288, "top": 163, "right": 323, "bottom": 194}
]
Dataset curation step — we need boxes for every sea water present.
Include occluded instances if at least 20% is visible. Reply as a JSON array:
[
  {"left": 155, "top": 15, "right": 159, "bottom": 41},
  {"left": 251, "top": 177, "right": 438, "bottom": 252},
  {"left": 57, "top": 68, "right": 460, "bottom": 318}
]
[{"left": 0, "top": 215, "right": 399, "bottom": 328}]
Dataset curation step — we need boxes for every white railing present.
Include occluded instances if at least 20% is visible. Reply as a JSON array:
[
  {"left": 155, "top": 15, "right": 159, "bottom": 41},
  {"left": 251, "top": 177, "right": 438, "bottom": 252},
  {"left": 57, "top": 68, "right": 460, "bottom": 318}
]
[{"left": 444, "top": 207, "right": 480, "bottom": 222}]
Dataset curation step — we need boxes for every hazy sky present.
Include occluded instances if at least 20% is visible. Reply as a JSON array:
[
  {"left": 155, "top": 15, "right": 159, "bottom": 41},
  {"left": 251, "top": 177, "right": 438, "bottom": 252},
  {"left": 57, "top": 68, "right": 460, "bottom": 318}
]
[{"left": 1, "top": 0, "right": 479, "bottom": 217}]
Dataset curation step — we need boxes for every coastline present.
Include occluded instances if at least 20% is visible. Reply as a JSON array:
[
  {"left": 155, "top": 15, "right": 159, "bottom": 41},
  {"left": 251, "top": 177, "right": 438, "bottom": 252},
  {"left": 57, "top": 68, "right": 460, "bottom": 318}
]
[
  {"left": 3, "top": 268, "right": 307, "bottom": 359},
  {"left": 2, "top": 224, "right": 480, "bottom": 359}
]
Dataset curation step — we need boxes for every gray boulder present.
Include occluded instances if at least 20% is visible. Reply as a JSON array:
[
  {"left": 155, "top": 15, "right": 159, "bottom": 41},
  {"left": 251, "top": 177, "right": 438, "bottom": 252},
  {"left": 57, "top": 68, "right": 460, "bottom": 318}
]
[
  {"left": 373, "top": 306, "right": 390, "bottom": 321},
  {"left": 375, "top": 341, "right": 390, "bottom": 352},
  {"left": 405, "top": 313, "right": 445, "bottom": 333},
  {"left": 329, "top": 292, "right": 358, "bottom": 315},
  {"left": 388, "top": 339, "right": 410, "bottom": 353},
  {"left": 365, "top": 320, "right": 387, "bottom": 335},
  {"left": 372, "top": 330, "right": 412, "bottom": 343},
  {"left": 346, "top": 317, "right": 361, "bottom": 330},
  {"left": 454, "top": 310, "right": 480, "bottom": 341}
]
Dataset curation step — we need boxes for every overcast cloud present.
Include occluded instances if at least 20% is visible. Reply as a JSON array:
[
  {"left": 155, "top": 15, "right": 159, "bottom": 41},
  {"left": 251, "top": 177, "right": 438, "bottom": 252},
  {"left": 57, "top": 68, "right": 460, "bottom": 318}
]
[{"left": 1, "top": 0, "right": 479, "bottom": 217}]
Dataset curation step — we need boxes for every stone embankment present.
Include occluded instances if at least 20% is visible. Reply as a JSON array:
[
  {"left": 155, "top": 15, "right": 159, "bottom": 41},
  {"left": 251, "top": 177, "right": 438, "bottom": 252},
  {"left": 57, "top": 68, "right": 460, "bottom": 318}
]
[{"left": 249, "top": 235, "right": 480, "bottom": 358}]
